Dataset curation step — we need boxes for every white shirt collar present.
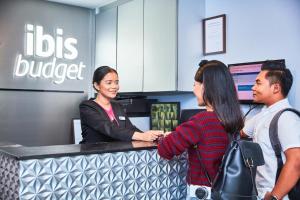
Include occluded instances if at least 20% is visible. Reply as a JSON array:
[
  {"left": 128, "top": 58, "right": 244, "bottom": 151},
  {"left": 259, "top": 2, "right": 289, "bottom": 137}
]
[{"left": 261, "top": 98, "right": 290, "bottom": 113}]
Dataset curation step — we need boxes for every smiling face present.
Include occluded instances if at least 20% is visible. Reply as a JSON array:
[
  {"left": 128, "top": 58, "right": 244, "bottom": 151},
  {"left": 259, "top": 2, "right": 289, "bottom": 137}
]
[
  {"left": 252, "top": 70, "right": 281, "bottom": 106},
  {"left": 94, "top": 72, "right": 119, "bottom": 100}
]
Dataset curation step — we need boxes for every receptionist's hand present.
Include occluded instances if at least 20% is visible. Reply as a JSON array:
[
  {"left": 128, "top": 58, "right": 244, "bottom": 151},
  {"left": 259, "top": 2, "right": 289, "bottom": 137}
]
[
  {"left": 131, "top": 141, "right": 156, "bottom": 148},
  {"left": 133, "top": 131, "right": 163, "bottom": 142},
  {"left": 145, "top": 130, "right": 164, "bottom": 142},
  {"left": 149, "top": 130, "right": 164, "bottom": 137}
]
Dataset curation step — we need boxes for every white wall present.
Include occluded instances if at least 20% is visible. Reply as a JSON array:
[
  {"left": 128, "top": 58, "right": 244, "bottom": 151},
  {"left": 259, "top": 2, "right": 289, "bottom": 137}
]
[
  {"left": 170, "top": 0, "right": 300, "bottom": 111},
  {"left": 177, "top": 0, "right": 205, "bottom": 91},
  {"left": 205, "top": 0, "right": 300, "bottom": 109},
  {"left": 155, "top": 0, "right": 204, "bottom": 110}
]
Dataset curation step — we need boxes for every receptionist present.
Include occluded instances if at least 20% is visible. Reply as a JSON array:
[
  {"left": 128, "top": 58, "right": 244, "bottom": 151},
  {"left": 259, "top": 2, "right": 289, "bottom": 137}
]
[{"left": 79, "top": 66, "right": 163, "bottom": 143}]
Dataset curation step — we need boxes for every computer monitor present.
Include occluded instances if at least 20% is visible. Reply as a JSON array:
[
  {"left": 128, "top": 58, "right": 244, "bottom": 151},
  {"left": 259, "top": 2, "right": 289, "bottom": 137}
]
[
  {"left": 228, "top": 59, "right": 285, "bottom": 103},
  {"left": 179, "top": 109, "right": 205, "bottom": 124},
  {"left": 150, "top": 102, "right": 180, "bottom": 132}
]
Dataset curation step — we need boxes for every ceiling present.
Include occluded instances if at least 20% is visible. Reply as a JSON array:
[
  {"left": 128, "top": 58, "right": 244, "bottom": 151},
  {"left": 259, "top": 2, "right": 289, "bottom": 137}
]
[{"left": 47, "top": 0, "right": 117, "bottom": 9}]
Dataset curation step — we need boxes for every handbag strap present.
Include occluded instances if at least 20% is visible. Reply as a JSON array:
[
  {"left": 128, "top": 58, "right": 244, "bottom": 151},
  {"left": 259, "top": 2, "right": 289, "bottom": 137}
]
[
  {"left": 269, "top": 108, "right": 300, "bottom": 181},
  {"left": 193, "top": 145, "right": 213, "bottom": 186}
]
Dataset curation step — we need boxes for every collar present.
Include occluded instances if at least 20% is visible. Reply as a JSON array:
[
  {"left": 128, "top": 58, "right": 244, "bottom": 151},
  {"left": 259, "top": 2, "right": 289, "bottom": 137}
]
[{"left": 261, "top": 98, "right": 291, "bottom": 114}]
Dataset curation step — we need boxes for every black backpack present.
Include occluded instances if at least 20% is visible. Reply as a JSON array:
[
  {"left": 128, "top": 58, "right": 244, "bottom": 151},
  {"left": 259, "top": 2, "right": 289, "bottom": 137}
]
[
  {"left": 195, "top": 138, "right": 265, "bottom": 200},
  {"left": 269, "top": 108, "right": 300, "bottom": 200}
]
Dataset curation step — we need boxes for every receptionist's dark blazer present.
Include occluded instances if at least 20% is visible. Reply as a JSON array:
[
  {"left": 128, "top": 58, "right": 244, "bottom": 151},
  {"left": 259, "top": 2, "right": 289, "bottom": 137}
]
[{"left": 79, "top": 99, "right": 141, "bottom": 143}]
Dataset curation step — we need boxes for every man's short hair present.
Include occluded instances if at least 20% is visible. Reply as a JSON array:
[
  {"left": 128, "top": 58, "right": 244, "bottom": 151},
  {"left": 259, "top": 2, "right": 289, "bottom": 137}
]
[{"left": 261, "top": 60, "right": 293, "bottom": 97}]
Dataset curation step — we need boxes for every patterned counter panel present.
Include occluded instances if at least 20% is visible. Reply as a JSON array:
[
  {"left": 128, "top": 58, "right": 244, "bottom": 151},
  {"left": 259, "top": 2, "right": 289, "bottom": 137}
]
[
  {"left": 0, "top": 153, "right": 19, "bottom": 200},
  {"left": 1, "top": 149, "right": 187, "bottom": 200}
]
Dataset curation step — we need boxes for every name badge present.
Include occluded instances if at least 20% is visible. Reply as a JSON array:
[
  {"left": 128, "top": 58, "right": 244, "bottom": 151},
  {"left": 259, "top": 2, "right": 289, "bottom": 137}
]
[{"left": 119, "top": 116, "right": 126, "bottom": 121}]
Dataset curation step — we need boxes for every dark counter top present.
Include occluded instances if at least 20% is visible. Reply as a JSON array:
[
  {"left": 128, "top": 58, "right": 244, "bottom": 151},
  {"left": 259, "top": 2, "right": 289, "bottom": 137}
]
[
  {"left": 0, "top": 141, "right": 157, "bottom": 160},
  {"left": 0, "top": 141, "right": 23, "bottom": 147}
]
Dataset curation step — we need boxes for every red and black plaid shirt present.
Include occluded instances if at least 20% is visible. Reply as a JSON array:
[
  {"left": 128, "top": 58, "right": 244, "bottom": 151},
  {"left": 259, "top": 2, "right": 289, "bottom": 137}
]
[{"left": 158, "top": 111, "right": 229, "bottom": 186}]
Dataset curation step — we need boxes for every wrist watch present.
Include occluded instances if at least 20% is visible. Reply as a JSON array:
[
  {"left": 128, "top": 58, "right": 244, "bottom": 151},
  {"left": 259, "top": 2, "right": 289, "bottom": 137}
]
[{"left": 270, "top": 195, "right": 279, "bottom": 200}]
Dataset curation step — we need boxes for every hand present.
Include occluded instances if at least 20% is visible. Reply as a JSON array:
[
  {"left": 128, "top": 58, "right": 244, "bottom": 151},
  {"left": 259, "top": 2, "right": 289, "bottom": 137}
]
[
  {"left": 149, "top": 130, "right": 164, "bottom": 137},
  {"left": 264, "top": 192, "right": 272, "bottom": 200},
  {"left": 145, "top": 130, "right": 164, "bottom": 142},
  {"left": 163, "top": 131, "right": 172, "bottom": 137},
  {"left": 131, "top": 141, "right": 156, "bottom": 148},
  {"left": 142, "top": 131, "right": 158, "bottom": 142},
  {"left": 133, "top": 131, "right": 163, "bottom": 142},
  {"left": 264, "top": 192, "right": 280, "bottom": 200}
]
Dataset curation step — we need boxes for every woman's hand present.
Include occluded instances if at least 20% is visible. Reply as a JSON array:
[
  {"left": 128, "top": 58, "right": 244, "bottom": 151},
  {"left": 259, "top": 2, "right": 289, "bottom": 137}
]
[
  {"left": 133, "top": 131, "right": 164, "bottom": 142},
  {"left": 163, "top": 131, "right": 172, "bottom": 137}
]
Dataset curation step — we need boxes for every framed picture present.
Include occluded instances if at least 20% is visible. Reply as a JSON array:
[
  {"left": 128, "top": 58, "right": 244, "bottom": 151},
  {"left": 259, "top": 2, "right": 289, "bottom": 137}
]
[
  {"left": 203, "top": 14, "right": 226, "bottom": 55},
  {"left": 150, "top": 102, "right": 180, "bottom": 132}
]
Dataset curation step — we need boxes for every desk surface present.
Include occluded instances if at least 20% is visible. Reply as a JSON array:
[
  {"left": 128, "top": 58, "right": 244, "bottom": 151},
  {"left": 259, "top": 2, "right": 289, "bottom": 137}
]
[{"left": 0, "top": 141, "right": 157, "bottom": 160}]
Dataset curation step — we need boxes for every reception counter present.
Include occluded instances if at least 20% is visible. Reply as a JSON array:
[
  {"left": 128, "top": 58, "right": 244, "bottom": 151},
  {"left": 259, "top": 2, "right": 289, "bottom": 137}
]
[{"left": 0, "top": 141, "right": 187, "bottom": 200}]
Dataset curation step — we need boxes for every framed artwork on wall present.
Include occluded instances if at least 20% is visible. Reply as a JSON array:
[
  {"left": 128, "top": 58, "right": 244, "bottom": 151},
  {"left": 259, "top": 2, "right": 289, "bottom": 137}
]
[
  {"left": 203, "top": 14, "right": 226, "bottom": 55},
  {"left": 150, "top": 102, "right": 180, "bottom": 132}
]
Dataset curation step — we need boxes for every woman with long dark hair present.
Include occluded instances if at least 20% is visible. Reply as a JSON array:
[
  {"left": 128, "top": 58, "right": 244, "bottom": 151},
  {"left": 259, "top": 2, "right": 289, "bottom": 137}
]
[
  {"left": 80, "top": 66, "right": 163, "bottom": 143},
  {"left": 158, "top": 60, "right": 244, "bottom": 199}
]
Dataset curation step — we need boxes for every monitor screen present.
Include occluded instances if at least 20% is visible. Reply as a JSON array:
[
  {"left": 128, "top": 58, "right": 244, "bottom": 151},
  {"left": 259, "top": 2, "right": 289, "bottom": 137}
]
[
  {"left": 228, "top": 59, "right": 285, "bottom": 103},
  {"left": 179, "top": 109, "right": 205, "bottom": 124},
  {"left": 150, "top": 102, "right": 180, "bottom": 132}
]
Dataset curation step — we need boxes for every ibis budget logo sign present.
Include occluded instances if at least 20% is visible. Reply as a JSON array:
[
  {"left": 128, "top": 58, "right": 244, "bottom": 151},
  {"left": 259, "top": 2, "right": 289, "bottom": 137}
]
[{"left": 15, "top": 24, "right": 86, "bottom": 84}]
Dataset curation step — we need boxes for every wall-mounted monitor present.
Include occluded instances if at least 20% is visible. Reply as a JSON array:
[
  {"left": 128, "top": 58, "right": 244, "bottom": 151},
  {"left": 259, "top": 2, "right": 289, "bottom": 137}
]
[
  {"left": 228, "top": 59, "right": 285, "bottom": 104},
  {"left": 150, "top": 102, "right": 180, "bottom": 132}
]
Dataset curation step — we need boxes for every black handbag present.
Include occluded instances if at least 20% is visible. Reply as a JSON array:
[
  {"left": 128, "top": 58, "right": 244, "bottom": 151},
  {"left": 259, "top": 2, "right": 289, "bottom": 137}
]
[
  {"left": 195, "top": 139, "right": 265, "bottom": 200},
  {"left": 269, "top": 108, "right": 300, "bottom": 200}
]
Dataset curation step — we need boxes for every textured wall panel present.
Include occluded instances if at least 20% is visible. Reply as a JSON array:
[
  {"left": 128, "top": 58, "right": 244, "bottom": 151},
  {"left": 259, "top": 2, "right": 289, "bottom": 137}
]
[
  {"left": 0, "top": 153, "right": 19, "bottom": 200},
  {"left": 19, "top": 150, "right": 187, "bottom": 199}
]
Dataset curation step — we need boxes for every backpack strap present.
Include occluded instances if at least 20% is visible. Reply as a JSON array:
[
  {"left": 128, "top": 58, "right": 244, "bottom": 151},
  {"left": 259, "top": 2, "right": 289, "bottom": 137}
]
[
  {"left": 193, "top": 132, "right": 239, "bottom": 187},
  {"left": 250, "top": 163, "right": 259, "bottom": 195},
  {"left": 269, "top": 108, "right": 300, "bottom": 181},
  {"left": 237, "top": 140, "right": 265, "bottom": 196},
  {"left": 193, "top": 145, "right": 213, "bottom": 186}
]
